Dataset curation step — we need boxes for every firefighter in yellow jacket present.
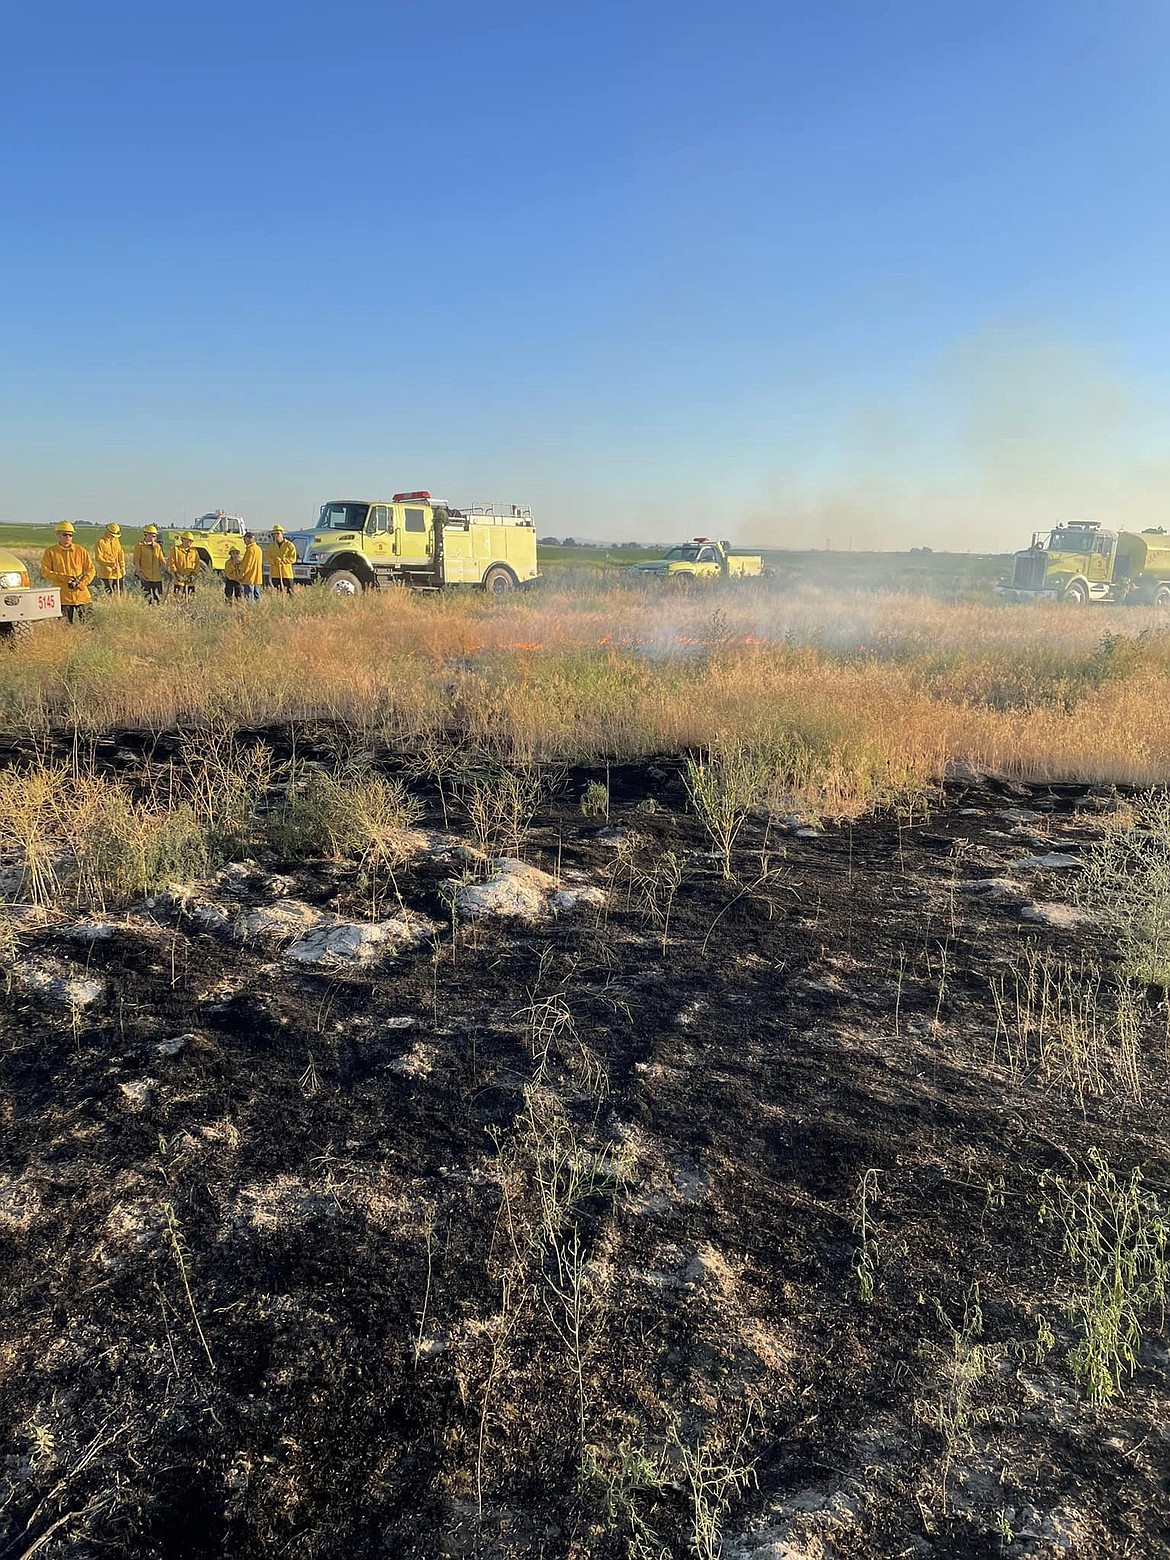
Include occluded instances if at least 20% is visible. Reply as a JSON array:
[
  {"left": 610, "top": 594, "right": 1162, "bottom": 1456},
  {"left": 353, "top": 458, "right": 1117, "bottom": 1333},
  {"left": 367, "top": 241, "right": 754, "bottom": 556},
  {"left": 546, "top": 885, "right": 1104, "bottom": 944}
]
[
  {"left": 267, "top": 525, "right": 297, "bottom": 594},
  {"left": 133, "top": 525, "right": 166, "bottom": 603},
  {"left": 237, "top": 533, "right": 264, "bottom": 601},
  {"left": 167, "top": 531, "right": 200, "bottom": 603},
  {"left": 40, "top": 521, "right": 96, "bottom": 624},
  {"left": 223, "top": 545, "right": 243, "bottom": 604},
  {"left": 94, "top": 523, "right": 126, "bottom": 595}
]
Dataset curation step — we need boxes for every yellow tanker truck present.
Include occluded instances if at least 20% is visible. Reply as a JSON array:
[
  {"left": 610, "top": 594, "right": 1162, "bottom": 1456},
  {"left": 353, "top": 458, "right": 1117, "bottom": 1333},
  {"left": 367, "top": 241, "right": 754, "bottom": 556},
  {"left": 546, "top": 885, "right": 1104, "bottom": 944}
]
[{"left": 999, "top": 521, "right": 1170, "bottom": 606}]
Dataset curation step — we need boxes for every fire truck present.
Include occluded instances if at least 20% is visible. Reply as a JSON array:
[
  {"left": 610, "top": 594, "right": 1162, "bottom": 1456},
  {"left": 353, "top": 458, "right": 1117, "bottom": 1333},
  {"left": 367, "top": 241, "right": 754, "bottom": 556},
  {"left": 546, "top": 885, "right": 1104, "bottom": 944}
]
[{"left": 291, "top": 493, "right": 538, "bottom": 595}]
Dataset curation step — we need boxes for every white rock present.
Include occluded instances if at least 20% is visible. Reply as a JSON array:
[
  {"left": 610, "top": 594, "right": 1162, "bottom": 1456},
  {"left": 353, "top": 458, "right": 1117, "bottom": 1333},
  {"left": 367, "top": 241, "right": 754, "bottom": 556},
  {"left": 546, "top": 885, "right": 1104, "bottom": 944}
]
[
  {"left": 235, "top": 899, "right": 324, "bottom": 944},
  {"left": 14, "top": 959, "right": 104, "bottom": 1008},
  {"left": 1017, "top": 852, "right": 1081, "bottom": 870},
  {"left": 1020, "top": 902, "right": 1090, "bottom": 930},
  {"left": 550, "top": 885, "right": 606, "bottom": 912},
  {"left": 957, "top": 876, "right": 1027, "bottom": 902},
  {"left": 998, "top": 807, "right": 1040, "bottom": 824},
  {"left": 284, "top": 911, "right": 436, "bottom": 966},
  {"left": 451, "top": 858, "right": 564, "bottom": 921}
]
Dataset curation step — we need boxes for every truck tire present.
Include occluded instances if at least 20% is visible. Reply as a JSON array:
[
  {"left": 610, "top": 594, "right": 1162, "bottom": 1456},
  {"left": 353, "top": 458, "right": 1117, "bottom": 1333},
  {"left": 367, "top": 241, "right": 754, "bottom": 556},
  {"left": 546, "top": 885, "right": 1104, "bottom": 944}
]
[
  {"left": 0, "top": 621, "right": 31, "bottom": 645},
  {"left": 1155, "top": 585, "right": 1170, "bottom": 608},
  {"left": 482, "top": 564, "right": 517, "bottom": 596},
  {"left": 324, "top": 568, "right": 366, "bottom": 598},
  {"left": 1063, "top": 580, "right": 1089, "bottom": 606}
]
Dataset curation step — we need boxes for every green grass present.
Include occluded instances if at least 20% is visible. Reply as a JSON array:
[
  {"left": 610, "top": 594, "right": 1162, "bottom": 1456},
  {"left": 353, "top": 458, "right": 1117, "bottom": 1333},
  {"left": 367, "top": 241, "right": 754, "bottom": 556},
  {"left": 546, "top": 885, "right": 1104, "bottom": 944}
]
[{"left": 537, "top": 541, "right": 1008, "bottom": 599}]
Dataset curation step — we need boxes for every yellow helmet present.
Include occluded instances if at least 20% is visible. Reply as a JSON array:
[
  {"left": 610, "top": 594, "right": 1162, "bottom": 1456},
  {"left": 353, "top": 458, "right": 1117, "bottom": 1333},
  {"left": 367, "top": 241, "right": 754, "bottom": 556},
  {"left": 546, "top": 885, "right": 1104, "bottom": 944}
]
[
  {"left": 144, "top": 524, "right": 159, "bottom": 536},
  {"left": 272, "top": 524, "right": 285, "bottom": 534},
  {"left": 55, "top": 520, "right": 75, "bottom": 535},
  {"left": 182, "top": 531, "right": 195, "bottom": 543},
  {"left": 106, "top": 523, "right": 120, "bottom": 535}
]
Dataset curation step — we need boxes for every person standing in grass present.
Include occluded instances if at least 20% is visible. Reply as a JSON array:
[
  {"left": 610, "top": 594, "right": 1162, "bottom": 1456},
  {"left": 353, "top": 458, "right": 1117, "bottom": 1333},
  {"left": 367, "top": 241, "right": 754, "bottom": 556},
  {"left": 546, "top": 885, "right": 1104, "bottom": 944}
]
[
  {"left": 133, "top": 525, "right": 166, "bottom": 603},
  {"left": 267, "top": 525, "right": 296, "bottom": 594},
  {"left": 237, "top": 532, "right": 263, "bottom": 602},
  {"left": 40, "top": 521, "right": 96, "bottom": 624},
  {"left": 94, "top": 523, "right": 126, "bottom": 594},
  {"left": 167, "top": 531, "right": 200, "bottom": 603},
  {"left": 224, "top": 544, "right": 243, "bottom": 603}
]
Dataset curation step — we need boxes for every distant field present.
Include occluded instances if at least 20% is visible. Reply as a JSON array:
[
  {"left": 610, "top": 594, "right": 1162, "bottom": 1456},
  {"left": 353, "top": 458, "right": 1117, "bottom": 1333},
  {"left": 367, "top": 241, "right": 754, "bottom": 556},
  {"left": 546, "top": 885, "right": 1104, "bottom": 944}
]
[
  {"left": 502, "top": 542, "right": 1008, "bottom": 599},
  {"left": 4, "top": 526, "right": 1009, "bottom": 599}
]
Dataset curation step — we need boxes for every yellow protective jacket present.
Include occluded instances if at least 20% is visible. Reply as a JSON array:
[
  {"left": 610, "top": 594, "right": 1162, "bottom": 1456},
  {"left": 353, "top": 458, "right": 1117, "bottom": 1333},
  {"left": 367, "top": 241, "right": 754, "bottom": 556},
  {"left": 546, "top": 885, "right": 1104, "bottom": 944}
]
[
  {"left": 40, "top": 542, "right": 96, "bottom": 606},
  {"left": 95, "top": 536, "right": 125, "bottom": 580},
  {"left": 167, "top": 544, "right": 200, "bottom": 584},
  {"left": 237, "top": 541, "right": 263, "bottom": 587},
  {"left": 267, "top": 538, "right": 297, "bottom": 580},
  {"left": 133, "top": 540, "right": 166, "bottom": 583},
  {"left": 224, "top": 553, "right": 243, "bottom": 582}
]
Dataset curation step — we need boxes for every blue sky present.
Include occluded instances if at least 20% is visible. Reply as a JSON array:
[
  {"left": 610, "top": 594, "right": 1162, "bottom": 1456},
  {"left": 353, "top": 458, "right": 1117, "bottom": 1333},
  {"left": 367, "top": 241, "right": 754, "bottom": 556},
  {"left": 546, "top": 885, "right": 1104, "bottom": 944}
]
[{"left": 3, "top": 0, "right": 1170, "bottom": 546}]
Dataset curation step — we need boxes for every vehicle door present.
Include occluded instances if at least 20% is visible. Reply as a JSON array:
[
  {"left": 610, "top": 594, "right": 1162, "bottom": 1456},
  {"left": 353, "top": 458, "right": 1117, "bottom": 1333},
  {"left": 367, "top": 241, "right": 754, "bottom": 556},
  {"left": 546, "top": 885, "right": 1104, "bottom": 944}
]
[
  {"left": 364, "top": 504, "right": 395, "bottom": 565},
  {"left": 696, "top": 545, "right": 720, "bottom": 578},
  {"left": 1090, "top": 534, "right": 1116, "bottom": 584},
  {"left": 397, "top": 503, "right": 433, "bottom": 566}
]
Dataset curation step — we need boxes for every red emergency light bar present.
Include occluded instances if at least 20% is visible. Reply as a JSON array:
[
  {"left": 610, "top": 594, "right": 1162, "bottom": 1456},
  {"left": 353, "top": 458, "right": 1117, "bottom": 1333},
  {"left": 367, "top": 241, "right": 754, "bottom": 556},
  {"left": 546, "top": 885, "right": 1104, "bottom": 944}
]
[
  {"left": 693, "top": 536, "right": 710, "bottom": 543},
  {"left": 392, "top": 490, "right": 431, "bottom": 503}
]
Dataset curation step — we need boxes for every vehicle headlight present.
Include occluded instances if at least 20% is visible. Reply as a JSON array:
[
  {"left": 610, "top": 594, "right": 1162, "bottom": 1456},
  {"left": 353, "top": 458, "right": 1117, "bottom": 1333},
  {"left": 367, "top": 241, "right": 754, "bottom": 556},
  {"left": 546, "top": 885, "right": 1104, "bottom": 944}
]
[{"left": 0, "top": 571, "right": 24, "bottom": 588}]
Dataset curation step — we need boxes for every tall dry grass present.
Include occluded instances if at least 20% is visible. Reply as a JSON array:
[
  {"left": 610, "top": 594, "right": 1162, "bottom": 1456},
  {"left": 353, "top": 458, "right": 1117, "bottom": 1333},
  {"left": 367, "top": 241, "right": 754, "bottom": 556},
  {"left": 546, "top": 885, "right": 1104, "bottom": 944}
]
[{"left": 1, "top": 583, "right": 1169, "bottom": 798}]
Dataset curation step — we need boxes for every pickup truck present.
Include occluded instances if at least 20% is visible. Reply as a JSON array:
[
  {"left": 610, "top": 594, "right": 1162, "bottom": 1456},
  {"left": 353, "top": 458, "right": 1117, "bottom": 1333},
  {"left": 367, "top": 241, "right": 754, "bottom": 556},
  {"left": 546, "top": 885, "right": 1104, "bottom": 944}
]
[
  {"left": 0, "top": 547, "right": 60, "bottom": 638},
  {"left": 632, "top": 538, "right": 765, "bottom": 582}
]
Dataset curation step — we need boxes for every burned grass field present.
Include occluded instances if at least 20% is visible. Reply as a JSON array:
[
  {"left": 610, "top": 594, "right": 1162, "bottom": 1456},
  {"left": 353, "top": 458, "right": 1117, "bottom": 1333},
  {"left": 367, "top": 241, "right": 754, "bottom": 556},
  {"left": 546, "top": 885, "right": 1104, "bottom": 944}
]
[{"left": 3, "top": 726, "right": 1170, "bottom": 1558}]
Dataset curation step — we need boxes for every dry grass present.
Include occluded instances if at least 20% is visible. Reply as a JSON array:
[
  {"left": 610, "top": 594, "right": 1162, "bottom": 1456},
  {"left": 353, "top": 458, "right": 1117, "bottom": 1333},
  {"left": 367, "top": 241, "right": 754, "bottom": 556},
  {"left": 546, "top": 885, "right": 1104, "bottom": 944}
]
[{"left": 2, "top": 584, "right": 1170, "bottom": 806}]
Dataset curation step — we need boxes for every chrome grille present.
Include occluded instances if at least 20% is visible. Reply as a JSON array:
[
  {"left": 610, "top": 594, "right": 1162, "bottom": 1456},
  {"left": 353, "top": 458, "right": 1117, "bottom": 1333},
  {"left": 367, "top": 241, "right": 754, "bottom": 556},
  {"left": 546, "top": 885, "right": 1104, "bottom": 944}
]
[{"left": 1012, "top": 552, "right": 1046, "bottom": 590}]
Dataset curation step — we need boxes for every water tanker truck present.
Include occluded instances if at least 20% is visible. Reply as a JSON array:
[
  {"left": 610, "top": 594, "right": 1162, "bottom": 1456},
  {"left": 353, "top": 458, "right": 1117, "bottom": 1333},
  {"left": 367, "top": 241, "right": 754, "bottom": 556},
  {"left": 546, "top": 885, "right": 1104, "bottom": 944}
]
[{"left": 999, "top": 521, "right": 1170, "bottom": 606}]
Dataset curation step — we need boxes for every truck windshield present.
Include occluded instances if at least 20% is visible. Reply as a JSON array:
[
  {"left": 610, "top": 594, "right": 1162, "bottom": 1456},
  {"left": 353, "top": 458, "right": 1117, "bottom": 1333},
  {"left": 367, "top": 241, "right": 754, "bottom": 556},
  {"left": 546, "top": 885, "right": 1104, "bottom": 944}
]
[
  {"left": 663, "top": 545, "right": 702, "bottom": 562},
  {"left": 1050, "top": 529, "right": 1109, "bottom": 553},
  {"left": 318, "top": 503, "right": 369, "bottom": 530}
]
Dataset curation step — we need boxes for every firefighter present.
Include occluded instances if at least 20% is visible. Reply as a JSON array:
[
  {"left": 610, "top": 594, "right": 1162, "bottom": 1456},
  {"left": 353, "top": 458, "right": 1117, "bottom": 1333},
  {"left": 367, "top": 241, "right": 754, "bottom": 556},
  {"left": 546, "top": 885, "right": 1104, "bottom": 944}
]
[
  {"left": 94, "top": 523, "right": 126, "bottom": 594},
  {"left": 133, "top": 525, "right": 166, "bottom": 602},
  {"left": 267, "top": 525, "right": 296, "bottom": 594},
  {"left": 167, "top": 531, "right": 200, "bottom": 603},
  {"left": 40, "top": 521, "right": 96, "bottom": 624},
  {"left": 224, "top": 544, "right": 243, "bottom": 603},
  {"left": 237, "top": 532, "right": 264, "bottom": 602}
]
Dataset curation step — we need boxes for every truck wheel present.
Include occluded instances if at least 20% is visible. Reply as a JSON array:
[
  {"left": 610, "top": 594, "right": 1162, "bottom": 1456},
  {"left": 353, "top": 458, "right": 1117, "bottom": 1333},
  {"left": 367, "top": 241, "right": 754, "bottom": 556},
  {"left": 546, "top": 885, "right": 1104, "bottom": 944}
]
[
  {"left": 324, "top": 569, "right": 366, "bottom": 598},
  {"left": 482, "top": 565, "right": 517, "bottom": 596},
  {"left": 0, "top": 621, "right": 30, "bottom": 645},
  {"left": 1155, "top": 585, "right": 1170, "bottom": 608},
  {"left": 1063, "top": 580, "right": 1089, "bottom": 606}
]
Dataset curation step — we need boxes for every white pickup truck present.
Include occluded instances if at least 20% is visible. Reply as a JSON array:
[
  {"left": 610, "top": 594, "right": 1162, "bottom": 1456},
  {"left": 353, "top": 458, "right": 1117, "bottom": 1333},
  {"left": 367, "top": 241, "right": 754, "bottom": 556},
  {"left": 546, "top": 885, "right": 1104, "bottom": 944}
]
[{"left": 0, "top": 547, "right": 60, "bottom": 638}]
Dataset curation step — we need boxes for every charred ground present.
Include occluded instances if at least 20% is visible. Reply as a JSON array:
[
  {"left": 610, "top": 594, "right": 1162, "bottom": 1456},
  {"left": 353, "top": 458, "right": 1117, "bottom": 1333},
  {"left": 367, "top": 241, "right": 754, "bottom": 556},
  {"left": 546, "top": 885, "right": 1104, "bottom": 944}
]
[{"left": 1, "top": 734, "right": 1167, "bottom": 1559}]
